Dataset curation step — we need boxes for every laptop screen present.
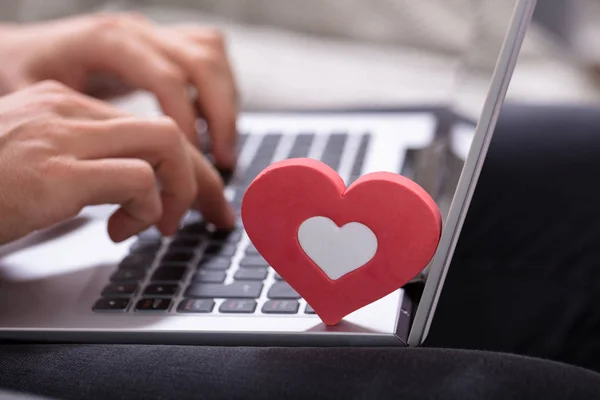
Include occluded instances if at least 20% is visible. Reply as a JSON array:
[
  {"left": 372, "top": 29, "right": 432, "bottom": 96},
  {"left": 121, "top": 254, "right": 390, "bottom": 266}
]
[{"left": 408, "top": 0, "right": 527, "bottom": 220}]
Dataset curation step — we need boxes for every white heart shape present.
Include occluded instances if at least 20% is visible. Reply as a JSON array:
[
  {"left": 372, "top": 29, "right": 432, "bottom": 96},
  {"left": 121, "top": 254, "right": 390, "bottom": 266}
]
[{"left": 297, "top": 216, "right": 378, "bottom": 280}]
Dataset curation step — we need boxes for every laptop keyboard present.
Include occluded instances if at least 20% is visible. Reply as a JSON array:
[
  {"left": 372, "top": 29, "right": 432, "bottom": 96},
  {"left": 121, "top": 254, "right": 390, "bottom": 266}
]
[{"left": 92, "top": 131, "right": 371, "bottom": 316}]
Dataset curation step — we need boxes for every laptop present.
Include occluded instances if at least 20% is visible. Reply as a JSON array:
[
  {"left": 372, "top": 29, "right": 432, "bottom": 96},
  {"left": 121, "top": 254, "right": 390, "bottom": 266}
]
[{"left": 0, "top": 0, "right": 536, "bottom": 346}]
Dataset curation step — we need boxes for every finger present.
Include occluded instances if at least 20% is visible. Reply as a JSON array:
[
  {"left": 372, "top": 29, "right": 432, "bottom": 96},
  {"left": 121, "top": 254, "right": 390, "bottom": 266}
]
[
  {"left": 65, "top": 117, "right": 197, "bottom": 235},
  {"left": 19, "top": 80, "right": 130, "bottom": 120},
  {"left": 81, "top": 28, "right": 198, "bottom": 142},
  {"left": 131, "top": 25, "right": 238, "bottom": 168},
  {"left": 49, "top": 91, "right": 131, "bottom": 120},
  {"left": 184, "top": 140, "right": 235, "bottom": 229},
  {"left": 171, "top": 26, "right": 239, "bottom": 103},
  {"left": 75, "top": 158, "right": 162, "bottom": 242}
]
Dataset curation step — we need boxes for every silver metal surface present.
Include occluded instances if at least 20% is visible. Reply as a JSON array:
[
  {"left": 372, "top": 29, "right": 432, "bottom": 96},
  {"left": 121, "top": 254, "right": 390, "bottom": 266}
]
[{"left": 0, "top": 109, "right": 436, "bottom": 345}]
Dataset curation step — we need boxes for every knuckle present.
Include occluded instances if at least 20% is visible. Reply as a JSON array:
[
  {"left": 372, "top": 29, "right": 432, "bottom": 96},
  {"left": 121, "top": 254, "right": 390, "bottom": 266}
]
[
  {"left": 35, "top": 80, "right": 70, "bottom": 94},
  {"left": 39, "top": 92, "right": 80, "bottom": 113},
  {"left": 12, "top": 115, "right": 67, "bottom": 148},
  {"left": 155, "top": 117, "right": 184, "bottom": 149},
  {"left": 155, "top": 66, "right": 186, "bottom": 88},
  {"left": 202, "top": 28, "right": 226, "bottom": 49},
  {"left": 131, "top": 161, "right": 157, "bottom": 194},
  {"left": 122, "top": 11, "right": 149, "bottom": 24},
  {"left": 91, "top": 13, "right": 125, "bottom": 30},
  {"left": 192, "top": 50, "right": 222, "bottom": 73}
]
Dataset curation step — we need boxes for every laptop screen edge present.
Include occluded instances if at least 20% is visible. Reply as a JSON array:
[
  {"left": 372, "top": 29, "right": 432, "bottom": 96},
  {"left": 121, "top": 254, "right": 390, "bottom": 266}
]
[{"left": 406, "top": 0, "right": 538, "bottom": 347}]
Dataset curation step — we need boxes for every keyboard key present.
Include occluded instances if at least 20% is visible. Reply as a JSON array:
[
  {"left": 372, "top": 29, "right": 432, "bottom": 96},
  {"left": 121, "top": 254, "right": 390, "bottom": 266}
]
[
  {"left": 212, "top": 229, "right": 242, "bottom": 243},
  {"left": 181, "top": 210, "right": 203, "bottom": 226},
  {"left": 245, "top": 243, "right": 260, "bottom": 255},
  {"left": 129, "top": 240, "right": 162, "bottom": 254},
  {"left": 288, "top": 134, "right": 314, "bottom": 158},
  {"left": 169, "top": 237, "right": 202, "bottom": 249},
  {"left": 305, "top": 304, "right": 316, "bottom": 314},
  {"left": 321, "top": 133, "right": 347, "bottom": 171},
  {"left": 350, "top": 134, "right": 370, "bottom": 183},
  {"left": 240, "top": 255, "right": 268, "bottom": 268},
  {"left": 234, "top": 267, "right": 268, "bottom": 281},
  {"left": 242, "top": 134, "right": 281, "bottom": 185},
  {"left": 231, "top": 192, "right": 244, "bottom": 208},
  {"left": 178, "top": 222, "right": 208, "bottom": 236},
  {"left": 93, "top": 298, "right": 130, "bottom": 312},
  {"left": 143, "top": 284, "right": 179, "bottom": 297},
  {"left": 186, "top": 282, "right": 263, "bottom": 299},
  {"left": 274, "top": 273, "right": 284, "bottom": 281},
  {"left": 135, "top": 298, "right": 172, "bottom": 312},
  {"left": 262, "top": 300, "right": 300, "bottom": 314},
  {"left": 151, "top": 267, "right": 187, "bottom": 282},
  {"left": 197, "top": 256, "right": 231, "bottom": 270},
  {"left": 205, "top": 243, "right": 237, "bottom": 257},
  {"left": 137, "top": 227, "right": 163, "bottom": 242},
  {"left": 177, "top": 299, "right": 215, "bottom": 313},
  {"left": 119, "top": 253, "right": 155, "bottom": 270},
  {"left": 161, "top": 250, "right": 195, "bottom": 264},
  {"left": 268, "top": 282, "right": 300, "bottom": 299},
  {"left": 210, "top": 163, "right": 234, "bottom": 185},
  {"left": 101, "top": 283, "right": 138, "bottom": 297},
  {"left": 110, "top": 268, "right": 145, "bottom": 283},
  {"left": 193, "top": 270, "right": 226, "bottom": 283},
  {"left": 219, "top": 299, "right": 257, "bottom": 314}
]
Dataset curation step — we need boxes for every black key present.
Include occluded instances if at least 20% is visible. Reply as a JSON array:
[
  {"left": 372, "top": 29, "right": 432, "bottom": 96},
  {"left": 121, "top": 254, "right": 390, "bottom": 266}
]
[
  {"left": 400, "top": 146, "right": 418, "bottom": 180},
  {"left": 129, "top": 240, "right": 162, "bottom": 254},
  {"left": 204, "top": 243, "right": 237, "bottom": 257},
  {"left": 101, "top": 283, "right": 138, "bottom": 297},
  {"left": 241, "top": 134, "right": 281, "bottom": 185},
  {"left": 193, "top": 270, "right": 226, "bottom": 283},
  {"left": 161, "top": 251, "right": 194, "bottom": 264},
  {"left": 135, "top": 298, "right": 172, "bottom": 312},
  {"left": 197, "top": 256, "right": 231, "bottom": 270},
  {"left": 143, "top": 284, "right": 179, "bottom": 297},
  {"left": 110, "top": 268, "right": 145, "bottom": 283},
  {"left": 177, "top": 299, "right": 215, "bottom": 313},
  {"left": 274, "top": 273, "right": 284, "bottom": 281},
  {"left": 320, "top": 133, "right": 347, "bottom": 171},
  {"left": 305, "top": 304, "right": 316, "bottom": 314},
  {"left": 169, "top": 236, "right": 201, "bottom": 249},
  {"left": 151, "top": 267, "right": 187, "bottom": 282},
  {"left": 267, "top": 282, "right": 300, "bottom": 299},
  {"left": 219, "top": 299, "right": 257, "bottom": 314},
  {"left": 186, "top": 282, "right": 263, "bottom": 299},
  {"left": 349, "top": 134, "right": 370, "bottom": 183},
  {"left": 119, "top": 253, "right": 155, "bottom": 270},
  {"left": 288, "top": 134, "right": 314, "bottom": 158},
  {"left": 212, "top": 229, "right": 242, "bottom": 243},
  {"left": 178, "top": 222, "right": 208, "bottom": 236},
  {"left": 234, "top": 267, "right": 268, "bottom": 281},
  {"left": 262, "top": 300, "right": 300, "bottom": 314},
  {"left": 93, "top": 298, "right": 130, "bottom": 312},
  {"left": 216, "top": 167, "right": 234, "bottom": 186},
  {"left": 239, "top": 255, "right": 268, "bottom": 268},
  {"left": 245, "top": 243, "right": 260, "bottom": 255}
]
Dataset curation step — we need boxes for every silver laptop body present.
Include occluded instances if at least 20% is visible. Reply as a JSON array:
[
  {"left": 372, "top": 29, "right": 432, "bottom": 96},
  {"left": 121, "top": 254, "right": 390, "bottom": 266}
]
[{"left": 0, "top": 0, "right": 536, "bottom": 347}]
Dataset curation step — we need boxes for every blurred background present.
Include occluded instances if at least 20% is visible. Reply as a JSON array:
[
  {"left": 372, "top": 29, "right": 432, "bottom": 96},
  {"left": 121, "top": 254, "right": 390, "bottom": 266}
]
[{"left": 2, "top": 0, "right": 600, "bottom": 116}]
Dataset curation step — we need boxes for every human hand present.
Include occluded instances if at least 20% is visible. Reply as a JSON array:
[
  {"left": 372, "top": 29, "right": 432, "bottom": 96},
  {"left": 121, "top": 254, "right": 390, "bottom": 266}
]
[
  {"left": 0, "top": 81, "right": 234, "bottom": 245},
  {"left": 0, "top": 13, "right": 238, "bottom": 169}
]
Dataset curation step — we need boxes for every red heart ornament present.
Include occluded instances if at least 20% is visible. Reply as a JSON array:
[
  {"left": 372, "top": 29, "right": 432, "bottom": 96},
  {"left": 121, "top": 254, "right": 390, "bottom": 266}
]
[{"left": 241, "top": 158, "right": 442, "bottom": 325}]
